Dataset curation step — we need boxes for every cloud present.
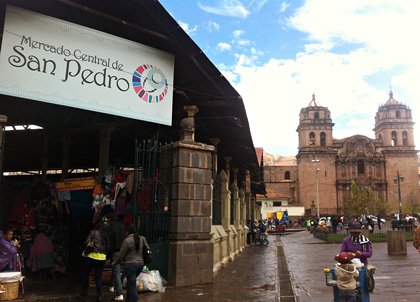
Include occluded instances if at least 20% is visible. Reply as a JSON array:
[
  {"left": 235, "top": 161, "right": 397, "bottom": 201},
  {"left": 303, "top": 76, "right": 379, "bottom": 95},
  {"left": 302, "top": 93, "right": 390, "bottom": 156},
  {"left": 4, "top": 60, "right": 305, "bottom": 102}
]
[
  {"left": 233, "top": 30, "right": 244, "bottom": 38},
  {"left": 221, "top": 1, "right": 420, "bottom": 156},
  {"left": 217, "top": 42, "right": 232, "bottom": 51},
  {"left": 249, "top": 0, "right": 269, "bottom": 12},
  {"left": 204, "top": 21, "right": 220, "bottom": 32},
  {"left": 279, "top": 2, "right": 291, "bottom": 13},
  {"left": 198, "top": 0, "right": 250, "bottom": 18},
  {"left": 236, "top": 39, "right": 250, "bottom": 46},
  {"left": 178, "top": 21, "right": 198, "bottom": 35}
]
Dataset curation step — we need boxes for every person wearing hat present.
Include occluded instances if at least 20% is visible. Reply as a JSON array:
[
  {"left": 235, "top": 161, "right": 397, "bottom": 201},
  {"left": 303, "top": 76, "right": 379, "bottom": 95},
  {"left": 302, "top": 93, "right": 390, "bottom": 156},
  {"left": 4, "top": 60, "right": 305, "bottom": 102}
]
[
  {"left": 339, "top": 221, "right": 372, "bottom": 265},
  {"left": 334, "top": 252, "right": 359, "bottom": 302}
]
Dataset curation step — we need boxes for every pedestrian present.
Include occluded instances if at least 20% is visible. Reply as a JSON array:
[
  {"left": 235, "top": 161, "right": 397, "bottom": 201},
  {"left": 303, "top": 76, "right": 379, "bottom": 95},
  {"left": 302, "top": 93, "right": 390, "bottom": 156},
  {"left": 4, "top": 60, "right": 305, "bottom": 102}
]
[
  {"left": 334, "top": 252, "right": 359, "bottom": 302},
  {"left": 339, "top": 221, "right": 372, "bottom": 265},
  {"left": 112, "top": 224, "right": 150, "bottom": 302},
  {"left": 0, "top": 226, "right": 20, "bottom": 272},
  {"left": 332, "top": 216, "right": 339, "bottom": 234},
  {"left": 413, "top": 221, "right": 420, "bottom": 253},
  {"left": 377, "top": 213, "right": 382, "bottom": 230},
  {"left": 327, "top": 217, "right": 333, "bottom": 234},
  {"left": 366, "top": 217, "right": 374, "bottom": 233},
  {"left": 306, "top": 218, "right": 312, "bottom": 231},
  {"left": 107, "top": 214, "right": 126, "bottom": 301},
  {"left": 79, "top": 218, "right": 110, "bottom": 302}
]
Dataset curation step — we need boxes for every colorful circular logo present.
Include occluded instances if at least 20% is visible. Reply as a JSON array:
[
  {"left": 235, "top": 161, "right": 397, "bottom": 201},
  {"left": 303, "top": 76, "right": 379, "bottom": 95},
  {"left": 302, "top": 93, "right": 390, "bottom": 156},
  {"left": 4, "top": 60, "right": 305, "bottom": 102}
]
[{"left": 132, "top": 64, "right": 168, "bottom": 103}]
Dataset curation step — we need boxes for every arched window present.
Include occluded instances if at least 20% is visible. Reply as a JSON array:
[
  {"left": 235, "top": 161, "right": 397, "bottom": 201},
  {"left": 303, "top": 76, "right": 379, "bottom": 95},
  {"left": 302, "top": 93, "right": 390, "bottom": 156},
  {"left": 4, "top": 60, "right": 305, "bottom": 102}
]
[
  {"left": 357, "top": 160, "right": 365, "bottom": 175},
  {"left": 314, "top": 112, "right": 319, "bottom": 120},
  {"left": 320, "top": 132, "right": 326, "bottom": 146},
  {"left": 403, "top": 131, "right": 408, "bottom": 146},
  {"left": 285, "top": 171, "right": 290, "bottom": 180},
  {"left": 391, "top": 131, "right": 397, "bottom": 146},
  {"left": 309, "top": 132, "right": 315, "bottom": 145},
  {"left": 396, "top": 110, "right": 401, "bottom": 118},
  {"left": 378, "top": 134, "right": 382, "bottom": 142}
]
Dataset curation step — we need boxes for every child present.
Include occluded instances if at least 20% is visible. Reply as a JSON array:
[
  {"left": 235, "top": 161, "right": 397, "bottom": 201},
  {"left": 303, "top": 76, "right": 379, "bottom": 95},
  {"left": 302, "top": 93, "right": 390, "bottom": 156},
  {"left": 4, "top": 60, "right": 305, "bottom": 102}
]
[{"left": 334, "top": 252, "right": 359, "bottom": 302}]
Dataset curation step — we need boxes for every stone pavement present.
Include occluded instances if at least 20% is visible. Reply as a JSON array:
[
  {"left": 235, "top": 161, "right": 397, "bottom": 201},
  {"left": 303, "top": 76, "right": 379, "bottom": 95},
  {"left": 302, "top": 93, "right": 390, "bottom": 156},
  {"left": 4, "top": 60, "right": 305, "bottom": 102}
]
[
  {"left": 282, "top": 230, "right": 420, "bottom": 302},
  {"left": 13, "top": 234, "right": 292, "bottom": 302},
  {"left": 10, "top": 230, "right": 420, "bottom": 302}
]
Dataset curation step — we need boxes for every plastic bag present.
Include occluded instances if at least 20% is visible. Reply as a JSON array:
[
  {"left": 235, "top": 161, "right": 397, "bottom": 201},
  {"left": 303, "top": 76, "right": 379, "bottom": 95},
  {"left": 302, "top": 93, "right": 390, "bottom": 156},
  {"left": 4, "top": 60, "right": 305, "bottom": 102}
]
[{"left": 137, "top": 270, "right": 166, "bottom": 292}]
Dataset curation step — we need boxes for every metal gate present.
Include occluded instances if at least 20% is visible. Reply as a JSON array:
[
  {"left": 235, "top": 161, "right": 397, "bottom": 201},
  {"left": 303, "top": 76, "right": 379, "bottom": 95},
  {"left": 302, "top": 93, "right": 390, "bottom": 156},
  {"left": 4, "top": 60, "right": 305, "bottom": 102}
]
[{"left": 132, "top": 134, "right": 170, "bottom": 279}]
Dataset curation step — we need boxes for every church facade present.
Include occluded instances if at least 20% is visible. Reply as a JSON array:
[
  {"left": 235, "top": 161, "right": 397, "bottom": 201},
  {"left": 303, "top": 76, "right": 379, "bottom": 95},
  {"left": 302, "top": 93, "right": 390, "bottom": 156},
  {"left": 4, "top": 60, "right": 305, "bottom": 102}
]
[{"left": 295, "top": 91, "right": 419, "bottom": 217}]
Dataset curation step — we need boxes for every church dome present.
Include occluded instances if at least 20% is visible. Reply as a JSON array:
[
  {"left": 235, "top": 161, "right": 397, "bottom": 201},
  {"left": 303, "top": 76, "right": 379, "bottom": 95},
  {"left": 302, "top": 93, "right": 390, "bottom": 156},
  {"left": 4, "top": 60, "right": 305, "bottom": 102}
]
[{"left": 384, "top": 90, "right": 400, "bottom": 106}]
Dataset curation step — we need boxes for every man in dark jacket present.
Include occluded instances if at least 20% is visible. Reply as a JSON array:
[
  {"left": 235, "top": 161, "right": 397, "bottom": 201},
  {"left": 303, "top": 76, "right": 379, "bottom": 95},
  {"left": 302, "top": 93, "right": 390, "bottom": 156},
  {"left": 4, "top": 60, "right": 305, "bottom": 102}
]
[{"left": 108, "top": 214, "right": 126, "bottom": 301}]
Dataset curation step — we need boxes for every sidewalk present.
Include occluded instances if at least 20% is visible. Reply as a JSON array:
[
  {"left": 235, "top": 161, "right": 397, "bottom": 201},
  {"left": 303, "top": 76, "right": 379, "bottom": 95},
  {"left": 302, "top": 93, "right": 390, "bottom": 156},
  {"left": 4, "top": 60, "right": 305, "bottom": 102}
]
[
  {"left": 13, "top": 235, "right": 290, "bottom": 302},
  {"left": 281, "top": 230, "right": 420, "bottom": 302},
  {"left": 11, "top": 230, "right": 420, "bottom": 301}
]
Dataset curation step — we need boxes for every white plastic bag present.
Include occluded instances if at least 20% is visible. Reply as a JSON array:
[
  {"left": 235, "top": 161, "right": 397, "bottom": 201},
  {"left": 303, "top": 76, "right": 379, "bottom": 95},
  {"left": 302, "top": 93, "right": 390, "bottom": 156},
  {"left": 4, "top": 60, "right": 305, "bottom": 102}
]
[{"left": 137, "top": 270, "right": 166, "bottom": 292}]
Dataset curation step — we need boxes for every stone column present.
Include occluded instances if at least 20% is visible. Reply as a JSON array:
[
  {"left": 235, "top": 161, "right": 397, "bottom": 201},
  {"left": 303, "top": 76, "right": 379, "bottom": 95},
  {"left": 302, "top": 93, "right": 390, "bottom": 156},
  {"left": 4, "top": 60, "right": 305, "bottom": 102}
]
[
  {"left": 162, "top": 105, "right": 215, "bottom": 287},
  {"left": 251, "top": 196, "right": 256, "bottom": 223},
  {"left": 224, "top": 156, "right": 231, "bottom": 182},
  {"left": 232, "top": 168, "right": 240, "bottom": 228},
  {"left": 239, "top": 188, "right": 245, "bottom": 248},
  {"left": 98, "top": 127, "right": 114, "bottom": 176},
  {"left": 220, "top": 170, "right": 230, "bottom": 230},
  {"left": 209, "top": 138, "right": 220, "bottom": 179},
  {"left": 239, "top": 189, "right": 246, "bottom": 226},
  {"left": 244, "top": 170, "right": 250, "bottom": 219}
]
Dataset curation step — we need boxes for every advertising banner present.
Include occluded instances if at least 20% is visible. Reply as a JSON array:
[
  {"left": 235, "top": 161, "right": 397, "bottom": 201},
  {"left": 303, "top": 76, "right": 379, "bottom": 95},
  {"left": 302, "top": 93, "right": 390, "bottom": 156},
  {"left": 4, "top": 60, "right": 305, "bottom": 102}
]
[{"left": 0, "top": 6, "right": 174, "bottom": 125}]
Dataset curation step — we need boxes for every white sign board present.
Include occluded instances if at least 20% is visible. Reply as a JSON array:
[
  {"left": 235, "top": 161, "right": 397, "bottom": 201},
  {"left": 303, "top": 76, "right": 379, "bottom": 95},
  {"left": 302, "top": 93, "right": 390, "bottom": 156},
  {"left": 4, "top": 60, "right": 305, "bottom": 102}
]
[{"left": 0, "top": 6, "right": 174, "bottom": 125}]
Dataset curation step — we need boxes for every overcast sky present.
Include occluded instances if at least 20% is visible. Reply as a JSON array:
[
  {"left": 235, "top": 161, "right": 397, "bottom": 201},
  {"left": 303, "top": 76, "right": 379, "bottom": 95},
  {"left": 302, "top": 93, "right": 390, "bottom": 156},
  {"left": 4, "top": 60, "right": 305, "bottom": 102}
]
[{"left": 159, "top": 0, "right": 420, "bottom": 156}]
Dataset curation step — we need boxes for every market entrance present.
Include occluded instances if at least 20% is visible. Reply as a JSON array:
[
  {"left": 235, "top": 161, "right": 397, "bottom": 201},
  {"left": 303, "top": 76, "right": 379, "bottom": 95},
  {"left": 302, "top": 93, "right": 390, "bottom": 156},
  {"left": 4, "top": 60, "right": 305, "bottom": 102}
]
[{"left": 133, "top": 135, "right": 170, "bottom": 279}]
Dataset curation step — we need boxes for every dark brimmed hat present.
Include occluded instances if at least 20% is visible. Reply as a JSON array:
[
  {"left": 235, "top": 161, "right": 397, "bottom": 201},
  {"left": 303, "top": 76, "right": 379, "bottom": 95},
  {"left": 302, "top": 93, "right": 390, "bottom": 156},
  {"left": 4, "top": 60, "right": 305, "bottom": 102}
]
[{"left": 349, "top": 221, "right": 362, "bottom": 232}]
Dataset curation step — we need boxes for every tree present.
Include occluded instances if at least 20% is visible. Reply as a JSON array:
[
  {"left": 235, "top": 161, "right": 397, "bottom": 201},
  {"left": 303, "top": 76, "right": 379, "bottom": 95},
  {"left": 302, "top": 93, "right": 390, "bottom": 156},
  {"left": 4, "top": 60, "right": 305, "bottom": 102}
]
[
  {"left": 402, "top": 191, "right": 420, "bottom": 215},
  {"left": 342, "top": 181, "right": 385, "bottom": 219}
]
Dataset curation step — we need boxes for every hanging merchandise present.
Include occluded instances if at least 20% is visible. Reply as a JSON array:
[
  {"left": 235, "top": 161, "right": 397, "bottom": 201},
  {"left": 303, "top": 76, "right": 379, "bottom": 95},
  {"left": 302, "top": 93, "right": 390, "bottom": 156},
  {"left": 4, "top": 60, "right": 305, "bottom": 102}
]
[{"left": 102, "top": 166, "right": 115, "bottom": 195}]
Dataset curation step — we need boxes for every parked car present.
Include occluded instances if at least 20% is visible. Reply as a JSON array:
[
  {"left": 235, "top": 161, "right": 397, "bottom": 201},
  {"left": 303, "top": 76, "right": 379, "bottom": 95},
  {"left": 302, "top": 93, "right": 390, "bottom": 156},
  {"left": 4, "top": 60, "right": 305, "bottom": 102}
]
[
  {"left": 393, "top": 213, "right": 414, "bottom": 222},
  {"left": 366, "top": 215, "right": 386, "bottom": 225}
]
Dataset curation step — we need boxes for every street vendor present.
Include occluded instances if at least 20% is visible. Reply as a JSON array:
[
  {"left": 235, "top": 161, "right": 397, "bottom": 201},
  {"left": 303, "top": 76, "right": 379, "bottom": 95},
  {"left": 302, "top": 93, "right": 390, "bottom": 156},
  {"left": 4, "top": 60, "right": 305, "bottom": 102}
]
[
  {"left": 0, "top": 227, "right": 20, "bottom": 271},
  {"left": 339, "top": 221, "right": 372, "bottom": 265}
]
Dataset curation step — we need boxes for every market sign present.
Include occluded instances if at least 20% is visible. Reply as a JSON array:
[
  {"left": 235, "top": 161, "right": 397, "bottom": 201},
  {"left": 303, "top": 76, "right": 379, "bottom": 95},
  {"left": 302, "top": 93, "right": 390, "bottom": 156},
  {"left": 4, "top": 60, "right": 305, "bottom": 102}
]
[
  {"left": 0, "top": 6, "right": 174, "bottom": 125},
  {"left": 55, "top": 177, "right": 96, "bottom": 192}
]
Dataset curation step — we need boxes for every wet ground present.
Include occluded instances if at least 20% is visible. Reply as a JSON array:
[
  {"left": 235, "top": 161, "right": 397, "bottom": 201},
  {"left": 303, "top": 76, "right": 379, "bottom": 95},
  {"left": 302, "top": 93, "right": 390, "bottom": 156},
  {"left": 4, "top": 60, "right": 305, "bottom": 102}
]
[
  {"left": 10, "top": 227, "right": 420, "bottom": 302},
  {"left": 282, "top": 230, "right": 420, "bottom": 302}
]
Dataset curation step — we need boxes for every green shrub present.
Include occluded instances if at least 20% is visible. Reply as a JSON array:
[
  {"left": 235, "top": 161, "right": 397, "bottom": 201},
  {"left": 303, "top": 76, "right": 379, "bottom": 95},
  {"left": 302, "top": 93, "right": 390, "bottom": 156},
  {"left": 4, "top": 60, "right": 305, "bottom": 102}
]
[{"left": 313, "top": 230, "right": 413, "bottom": 243}]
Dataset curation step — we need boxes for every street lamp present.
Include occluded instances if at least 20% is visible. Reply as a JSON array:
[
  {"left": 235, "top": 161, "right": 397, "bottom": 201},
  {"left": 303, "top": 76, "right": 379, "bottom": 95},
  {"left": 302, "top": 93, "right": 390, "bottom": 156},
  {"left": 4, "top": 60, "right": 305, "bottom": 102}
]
[
  {"left": 393, "top": 171, "right": 404, "bottom": 215},
  {"left": 312, "top": 159, "right": 320, "bottom": 218}
]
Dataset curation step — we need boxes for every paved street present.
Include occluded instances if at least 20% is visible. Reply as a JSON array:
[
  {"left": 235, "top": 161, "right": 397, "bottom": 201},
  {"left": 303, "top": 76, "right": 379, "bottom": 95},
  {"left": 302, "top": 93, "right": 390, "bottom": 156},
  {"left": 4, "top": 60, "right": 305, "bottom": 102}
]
[
  {"left": 15, "top": 235, "right": 290, "bottom": 302},
  {"left": 282, "top": 230, "right": 420, "bottom": 302},
  {"left": 12, "top": 229, "right": 420, "bottom": 301}
]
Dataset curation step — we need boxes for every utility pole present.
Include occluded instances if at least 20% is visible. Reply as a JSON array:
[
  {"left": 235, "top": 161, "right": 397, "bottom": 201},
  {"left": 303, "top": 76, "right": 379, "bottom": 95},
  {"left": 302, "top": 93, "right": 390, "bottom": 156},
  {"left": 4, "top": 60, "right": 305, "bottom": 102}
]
[
  {"left": 312, "top": 159, "right": 320, "bottom": 218},
  {"left": 394, "top": 171, "right": 404, "bottom": 215}
]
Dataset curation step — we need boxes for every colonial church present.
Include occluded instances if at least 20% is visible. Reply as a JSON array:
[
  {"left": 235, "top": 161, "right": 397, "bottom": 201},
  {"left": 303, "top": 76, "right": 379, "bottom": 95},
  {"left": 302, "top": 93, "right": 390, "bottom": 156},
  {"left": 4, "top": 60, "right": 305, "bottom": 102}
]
[{"left": 259, "top": 91, "right": 419, "bottom": 218}]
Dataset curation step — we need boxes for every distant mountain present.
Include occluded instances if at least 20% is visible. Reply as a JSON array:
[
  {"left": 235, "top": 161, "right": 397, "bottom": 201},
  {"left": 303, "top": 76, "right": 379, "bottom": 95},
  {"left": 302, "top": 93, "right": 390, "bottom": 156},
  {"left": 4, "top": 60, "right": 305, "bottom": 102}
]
[{"left": 263, "top": 151, "right": 296, "bottom": 166}]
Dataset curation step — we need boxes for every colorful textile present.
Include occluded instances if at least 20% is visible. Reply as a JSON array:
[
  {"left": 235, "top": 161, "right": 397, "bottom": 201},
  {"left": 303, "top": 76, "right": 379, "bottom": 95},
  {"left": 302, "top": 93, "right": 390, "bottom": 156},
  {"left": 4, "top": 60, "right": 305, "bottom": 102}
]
[
  {"left": 26, "top": 233, "right": 55, "bottom": 272},
  {"left": 0, "top": 231, "right": 18, "bottom": 271}
]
